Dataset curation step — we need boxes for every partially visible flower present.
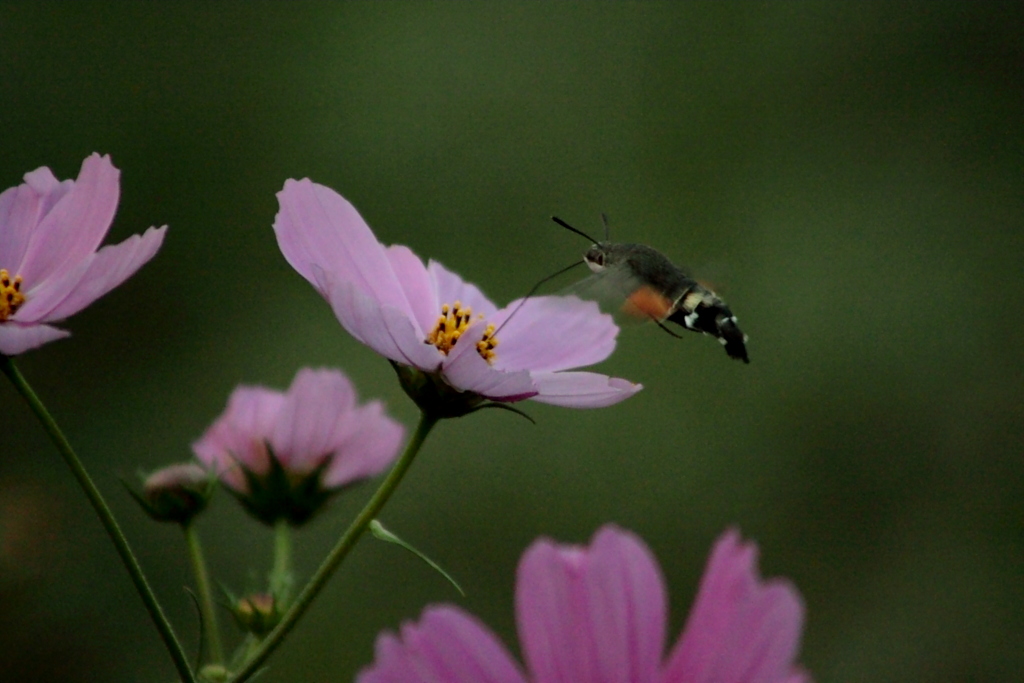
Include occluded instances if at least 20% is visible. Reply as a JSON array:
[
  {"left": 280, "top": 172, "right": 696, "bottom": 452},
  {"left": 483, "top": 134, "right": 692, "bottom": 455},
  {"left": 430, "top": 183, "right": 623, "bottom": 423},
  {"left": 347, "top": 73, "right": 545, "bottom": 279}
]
[
  {"left": 192, "top": 367, "right": 405, "bottom": 525},
  {"left": 273, "top": 180, "right": 641, "bottom": 416},
  {"left": 0, "top": 153, "right": 166, "bottom": 355},
  {"left": 358, "top": 525, "right": 809, "bottom": 683},
  {"left": 131, "top": 462, "right": 214, "bottom": 525}
]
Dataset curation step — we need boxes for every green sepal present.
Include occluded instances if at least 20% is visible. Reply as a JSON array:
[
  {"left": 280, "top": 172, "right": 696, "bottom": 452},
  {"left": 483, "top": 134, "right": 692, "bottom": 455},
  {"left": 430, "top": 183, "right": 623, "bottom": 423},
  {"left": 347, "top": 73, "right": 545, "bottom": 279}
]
[
  {"left": 390, "top": 361, "right": 488, "bottom": 419},
  {"left": 226, "top": 444, "right": 338, "bottom": 526}
]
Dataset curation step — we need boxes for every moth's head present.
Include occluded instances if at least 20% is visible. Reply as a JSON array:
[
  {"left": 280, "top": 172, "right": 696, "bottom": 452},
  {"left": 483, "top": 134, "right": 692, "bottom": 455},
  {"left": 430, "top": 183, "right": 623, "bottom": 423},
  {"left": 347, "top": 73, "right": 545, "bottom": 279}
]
[
  {"left": 583, "top": 243, "right": 608, "bottom": 273},
  {"left": 589, "top": 240, "right": 626, "bottom": 272}
]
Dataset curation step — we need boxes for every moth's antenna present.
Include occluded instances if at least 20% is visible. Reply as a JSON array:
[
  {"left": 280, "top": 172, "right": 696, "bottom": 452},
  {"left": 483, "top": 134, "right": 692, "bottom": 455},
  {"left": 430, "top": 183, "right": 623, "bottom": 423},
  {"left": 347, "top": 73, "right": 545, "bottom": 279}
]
[
  {"left": 600, "top": 212, "right": 610, "bottom": 241},
  {"left": 492, "top": 259, "right": 585, "bottom": 337},
  {"left": 552, "top": 216, "right": 600, "bottom": 244}
]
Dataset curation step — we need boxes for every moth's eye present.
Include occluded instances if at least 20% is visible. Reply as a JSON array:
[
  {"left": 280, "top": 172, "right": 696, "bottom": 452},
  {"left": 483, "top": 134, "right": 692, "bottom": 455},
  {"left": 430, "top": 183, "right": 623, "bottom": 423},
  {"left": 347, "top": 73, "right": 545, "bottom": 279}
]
[{"left": 594, "top": 253, "right": 604, "bottom": 266}]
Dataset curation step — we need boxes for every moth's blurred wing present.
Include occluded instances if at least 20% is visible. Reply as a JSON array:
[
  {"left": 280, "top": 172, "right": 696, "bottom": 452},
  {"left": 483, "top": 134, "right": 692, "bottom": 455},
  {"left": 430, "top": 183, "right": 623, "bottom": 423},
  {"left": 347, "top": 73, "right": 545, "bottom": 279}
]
[{"left": 561, "top": 266, "right": 673, "bottom": 325}]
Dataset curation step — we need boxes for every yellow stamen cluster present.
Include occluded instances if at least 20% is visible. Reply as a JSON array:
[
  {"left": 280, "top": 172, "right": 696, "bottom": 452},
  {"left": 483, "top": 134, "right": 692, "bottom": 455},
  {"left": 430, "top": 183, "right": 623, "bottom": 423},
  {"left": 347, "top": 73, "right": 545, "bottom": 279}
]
[
  {"left": 426, "top": 301, "right": 473, "bottom": 355},
  {"left": 0, "top": 269, "right": 25, "bottom": 321},
  {"left": 476, "top": 323, "right": 498, "bottom": 363},
  {"left": 425, "top": 301, "right": 499, "bottom": 364}
]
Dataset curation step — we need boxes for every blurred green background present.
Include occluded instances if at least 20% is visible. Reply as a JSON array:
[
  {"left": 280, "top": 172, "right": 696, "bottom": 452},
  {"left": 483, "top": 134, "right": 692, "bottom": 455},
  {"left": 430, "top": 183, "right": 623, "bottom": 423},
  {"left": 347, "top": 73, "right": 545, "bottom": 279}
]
[{"left": 1, "top": 3, "right": 1021, "bottom": 681}]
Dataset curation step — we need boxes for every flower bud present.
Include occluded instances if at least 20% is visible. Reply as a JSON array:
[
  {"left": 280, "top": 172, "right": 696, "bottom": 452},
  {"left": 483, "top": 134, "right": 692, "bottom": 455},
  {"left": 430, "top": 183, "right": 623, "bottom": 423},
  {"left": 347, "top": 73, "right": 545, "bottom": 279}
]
[
  {"left": 232, "top": 592, "right": 281, "bottom": 637},
  {"left": 131, "top": 462, "right": 214, "bottom": 525}
]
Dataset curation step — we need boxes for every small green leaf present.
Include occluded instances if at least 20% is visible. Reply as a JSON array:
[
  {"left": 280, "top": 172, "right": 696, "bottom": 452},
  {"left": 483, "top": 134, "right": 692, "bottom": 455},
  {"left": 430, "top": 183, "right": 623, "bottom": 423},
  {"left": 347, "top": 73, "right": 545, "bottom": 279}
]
[{"left": 369, "top": 520, "right": 465, "bottom": 596}]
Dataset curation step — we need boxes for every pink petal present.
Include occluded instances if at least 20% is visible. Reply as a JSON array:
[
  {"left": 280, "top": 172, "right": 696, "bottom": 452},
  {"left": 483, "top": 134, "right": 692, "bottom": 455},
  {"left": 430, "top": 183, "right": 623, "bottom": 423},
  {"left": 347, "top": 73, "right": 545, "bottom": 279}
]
[
  {"left": 270, "top": 368, "right": 357, "bottom": 472},
  {"left": 17, "top": 226, "right": 166, "bottom": 322},
  {"left": 385, "top": 245, "right": 436, "bottom": 336},
  {"left": 441, "top": 322, "right": 538, "bottom": 401},
  {"left": 489, "top": 296, "right": 619, "bottom": 373},
  {"left": 16, "top": 154, "right": 120, "bottom": 286},
  {"left": 529, "top": 372, "right": 642, "bottom": 408},
  {"left": 22, "top": 166, "right": 73, "bottom": 208},
  {"left": 0, "top": 322, "right": 70, "bottom": 356},
  {"left": 357, "top": 606, "right": 527, "bottom": 683},
  {"left": 323, "top": 401, "right": 405, "bottom": 487},
  {"left": 661, "top": 530, "right": 807, "bottom": 683},
  {"left": 427, "top": 260, "right": 497, "bottom": 319},
  {"left": 274, "top": 179, "right": 415, "bottom": 317},
  {"left": 192, "top": 387, "right": 285, "bottom": 490},
  {"left": 322, "top": 278, "right": 443, "bottom": 370},
  {"left": 712, "top": 583, "right": 805, "bottom": 683},
  {"left": 516, "top": 525, "right": 667, "bottom": 683},
  {"left": 22, "top": 167, "right": 75, "bottom": 220},
  {"left": 0, "top": 184, "right": 42, "bottom": 272}
]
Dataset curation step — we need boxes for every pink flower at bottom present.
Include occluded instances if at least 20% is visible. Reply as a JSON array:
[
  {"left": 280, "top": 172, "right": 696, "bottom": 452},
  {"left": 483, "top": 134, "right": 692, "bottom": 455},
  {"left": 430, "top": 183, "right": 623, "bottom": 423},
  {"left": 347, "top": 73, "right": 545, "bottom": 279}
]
[
  {"left": 0, "top": 153, "right": 167, "bottom": 355},
  {"left": 358, "top": 526, "right": 809, "bottom": 683},
  {"left": 273, "top": 180, "right": 641, "bottom": 411}
]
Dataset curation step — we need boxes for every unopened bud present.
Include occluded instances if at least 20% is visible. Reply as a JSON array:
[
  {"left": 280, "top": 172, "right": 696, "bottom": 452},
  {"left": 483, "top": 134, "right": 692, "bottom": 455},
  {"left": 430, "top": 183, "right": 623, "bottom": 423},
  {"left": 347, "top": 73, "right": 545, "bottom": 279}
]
[
  {"left": 232, "top": 592, "right": 281, "bottom": 637},
  {"left": 132, "top": 462, "right": 214, "bottom": 525}
]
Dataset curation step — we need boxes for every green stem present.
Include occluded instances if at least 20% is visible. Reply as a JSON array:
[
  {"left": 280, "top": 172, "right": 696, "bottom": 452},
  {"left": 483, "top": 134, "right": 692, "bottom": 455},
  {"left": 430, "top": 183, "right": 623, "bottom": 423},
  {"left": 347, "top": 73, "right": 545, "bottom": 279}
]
[
  {"left": 229, "top": 411, "right": 439, "bottom": 683},
  {"left": 270, "top": 519, "right": 293, "bottom": 604},
  {"left": 184, "top": 523, "right": 225, "bottom": 666},
  {"left": 0, "top": 356, "right": 195, "bottom": 683}
]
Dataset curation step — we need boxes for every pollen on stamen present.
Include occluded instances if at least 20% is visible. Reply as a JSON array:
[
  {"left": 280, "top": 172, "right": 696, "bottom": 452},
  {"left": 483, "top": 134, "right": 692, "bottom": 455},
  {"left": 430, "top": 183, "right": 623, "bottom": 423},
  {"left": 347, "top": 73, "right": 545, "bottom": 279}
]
[
  {"left": 476, "top": 323, "right": 499, "bottom": 364},
  {"left": 426, "top": 301, "right": 469, "bottom": 355},
  {"left": 424, "top": 301, "right": 499, "bottom": 363},
  {"left": 0, "top": 269, "right": 25, "bottom": 322}
]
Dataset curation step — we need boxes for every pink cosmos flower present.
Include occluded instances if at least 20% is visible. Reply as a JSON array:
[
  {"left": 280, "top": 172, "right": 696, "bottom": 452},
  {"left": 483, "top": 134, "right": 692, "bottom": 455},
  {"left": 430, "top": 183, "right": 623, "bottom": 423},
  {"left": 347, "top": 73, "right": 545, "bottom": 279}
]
[
  {"left": 273, "top": 180, "right": 641, "bottom": 410},
  {"left": 358, "top": 525, "right": 809, "bottom": 683},
  {"left": 192, "top": 367, "right": 405, "bottom": 524},
  {"left": 0, "top": 153, "right": 167, "bottom": 355}
]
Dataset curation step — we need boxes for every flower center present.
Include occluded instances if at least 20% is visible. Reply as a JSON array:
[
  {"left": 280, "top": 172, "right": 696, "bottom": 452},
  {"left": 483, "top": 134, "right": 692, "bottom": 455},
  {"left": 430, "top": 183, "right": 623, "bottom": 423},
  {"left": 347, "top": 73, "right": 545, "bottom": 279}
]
[
  {"left": 0, "top": 269, "right": 25, "bottom": 321},
  {"left": 425, "top": 301, "right": 500, "bottom": 364}
]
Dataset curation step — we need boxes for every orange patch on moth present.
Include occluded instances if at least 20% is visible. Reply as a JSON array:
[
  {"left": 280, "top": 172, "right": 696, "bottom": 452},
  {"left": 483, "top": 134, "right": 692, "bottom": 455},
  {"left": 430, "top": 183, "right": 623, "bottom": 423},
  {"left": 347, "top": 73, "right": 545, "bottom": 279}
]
[{"left": 621, "top": 285, "right": 673, "bottom": 321}]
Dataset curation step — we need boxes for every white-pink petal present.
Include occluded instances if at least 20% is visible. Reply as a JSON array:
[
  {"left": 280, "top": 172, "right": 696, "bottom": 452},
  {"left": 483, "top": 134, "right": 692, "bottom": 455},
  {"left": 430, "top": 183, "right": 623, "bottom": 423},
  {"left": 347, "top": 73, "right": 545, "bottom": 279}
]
[
  {"left": 322, "top": 278, "right": 443, "bottom": 370},
  {"left": 490, "top": 296, "right": 619, "bottom": 373},
  {"left": 274, "top": 179, "right": 416, "bottom": 317},
  {"left": 22, "top": 166, "right": 73, "bottom": 208},
  {"left": 440, "top": 326, "right": 538, "bottom": 402},
  {"left": 0, "top": 322, "right": 70, "bottom": 356},
  {"left": 529, "top": 372, "right": 642, "bottom": 408},
  {"left": 0, "top": 184, "right": 41, "bottom": 272},
  {"left": 427, "top": 259, "right": 497, "bottom": 320},
  {"left": 17, "top": 226, "right": 167, "bottom": 322},
  {"left": 357, "top": 607, "right": 527, "bottom": 683},
  {"left": 15, "top": 154, "right": 120, "bottom": 286},
  {"left": 385, "top": 245, "right": 436, "bottom": 336}
]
